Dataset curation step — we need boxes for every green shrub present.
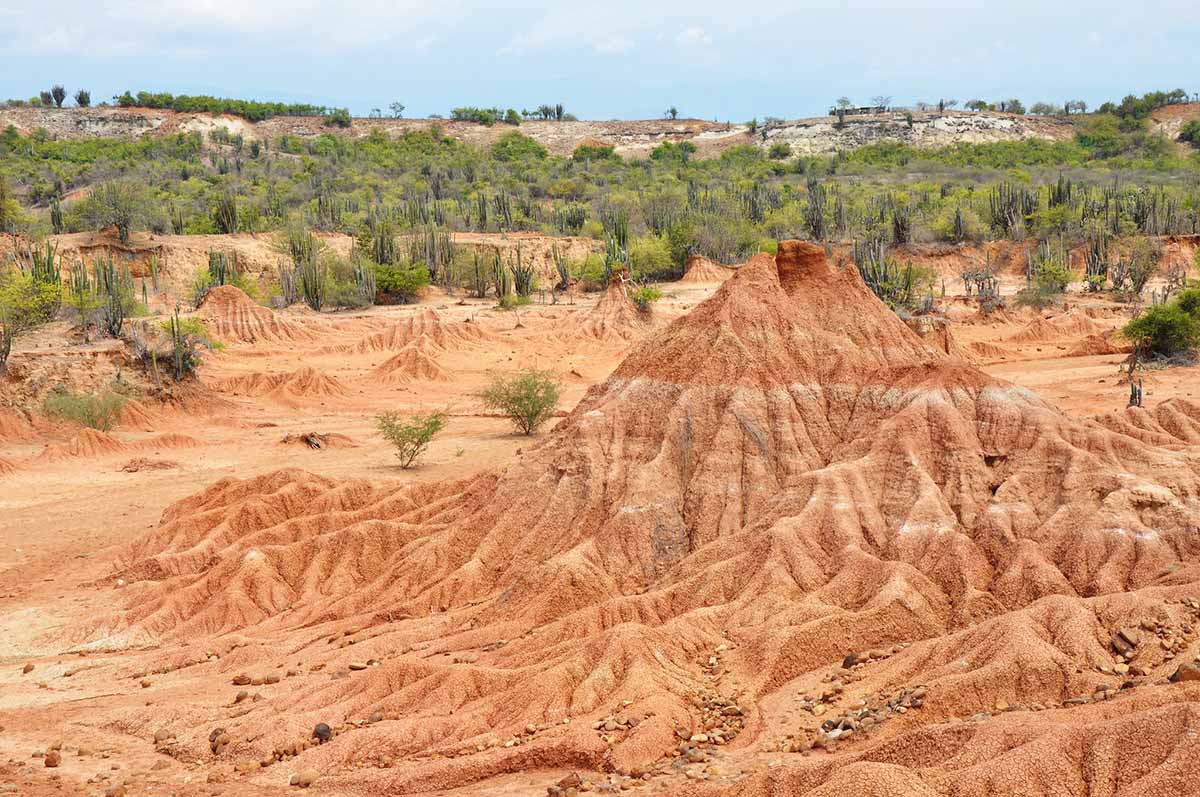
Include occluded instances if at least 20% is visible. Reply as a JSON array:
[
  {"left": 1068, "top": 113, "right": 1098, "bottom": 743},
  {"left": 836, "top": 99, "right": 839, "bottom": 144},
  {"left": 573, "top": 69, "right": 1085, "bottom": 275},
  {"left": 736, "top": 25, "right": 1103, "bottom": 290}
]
[
  {"left": 373, "top": 262, "right": 429, "bottom": 304},
  {"left": 376, "top": 411, "right": 446, "bottom": 468},
  {"left": 491, "top": 132, "right": 547, "bottom": 161},
  {"left": 323, "top": 108, "right": 352, "bottom": 128},
  {"left": 573, "top": 143, "right": 617, "bottom": 161},
  {"left": 1, "top": 269, "right": 61, "bottom": 372},
  {"left": 629, "top": 234, "right": 673, "bottom": 279},
  {"left": 478, "top": 369, "right": 561, "bottom": 435},
  {"left": 1123, "top": 303, "right": 1200, "bottom": 357},
  {"left": 768, "top": 141, "right": 792, "bottom": 160},
  {"left": 572, "top": 253, "right": 608, "bottom": 291},
  {"left": 630, "top": 285, "right": 663, "bottom": 311},
  {"left": 42, "top": 388, "right": 128, "bottom": 430}
]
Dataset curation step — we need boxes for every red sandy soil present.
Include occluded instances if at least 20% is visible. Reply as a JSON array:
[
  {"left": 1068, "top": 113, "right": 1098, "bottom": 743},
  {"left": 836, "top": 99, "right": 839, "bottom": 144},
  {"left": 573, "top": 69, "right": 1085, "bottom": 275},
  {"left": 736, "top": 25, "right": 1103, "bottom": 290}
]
[{"left": 2, "top": 243, "right": 1200, "bottom": 796}]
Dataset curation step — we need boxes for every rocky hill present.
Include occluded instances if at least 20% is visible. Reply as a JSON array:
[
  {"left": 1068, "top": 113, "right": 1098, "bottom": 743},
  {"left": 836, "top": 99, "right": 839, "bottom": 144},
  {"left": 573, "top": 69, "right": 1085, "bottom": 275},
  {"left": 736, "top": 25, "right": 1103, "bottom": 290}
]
[{"left": 0, "top": 105, "right": 1075, "bottom": 158}]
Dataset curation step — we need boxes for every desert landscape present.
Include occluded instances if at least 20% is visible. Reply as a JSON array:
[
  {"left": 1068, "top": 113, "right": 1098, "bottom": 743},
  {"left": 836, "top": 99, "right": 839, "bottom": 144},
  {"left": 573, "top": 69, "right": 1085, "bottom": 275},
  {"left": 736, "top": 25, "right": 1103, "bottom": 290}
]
[{"left": 3, "top": 24, "right": 1200, "bottom": 796}]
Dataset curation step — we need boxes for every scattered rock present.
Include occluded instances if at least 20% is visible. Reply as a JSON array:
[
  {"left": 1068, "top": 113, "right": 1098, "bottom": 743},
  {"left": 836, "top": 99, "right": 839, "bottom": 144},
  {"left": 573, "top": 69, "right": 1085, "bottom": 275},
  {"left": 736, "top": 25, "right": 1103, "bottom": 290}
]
[
  {"left": 312, "top": 723, "right": 332, "bottom": 743},
  {"left": 44, "top": 750, "right": 61, "bottom": 768},
  {"left": 1170, "top": 663, "right": 1200, "bottom": 683},
  {"left": 290, "top": 768, "right": 320, "bottom": 787}
]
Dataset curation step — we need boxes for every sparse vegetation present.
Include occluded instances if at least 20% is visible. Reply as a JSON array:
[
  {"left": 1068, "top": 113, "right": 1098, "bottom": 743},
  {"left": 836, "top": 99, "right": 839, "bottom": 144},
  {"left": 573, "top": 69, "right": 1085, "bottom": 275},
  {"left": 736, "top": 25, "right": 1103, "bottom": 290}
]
[
  {"left": 1123, "top": 294, "right": 1200, "bottom": 359},
  {"left": 376, "top": 411, "right": 447, "bottom": 468},
  {"left": 0, "top": 266, "right": 61, "bottom": 372},
  {"left": 478, "top": 369, "right": 561, "bottom": 435},
  {"left": 630, "top": 284, "right": 662, "bottom": 311},
  {"left": 42, "top": 387, "right": 128, "bottom": 430}
]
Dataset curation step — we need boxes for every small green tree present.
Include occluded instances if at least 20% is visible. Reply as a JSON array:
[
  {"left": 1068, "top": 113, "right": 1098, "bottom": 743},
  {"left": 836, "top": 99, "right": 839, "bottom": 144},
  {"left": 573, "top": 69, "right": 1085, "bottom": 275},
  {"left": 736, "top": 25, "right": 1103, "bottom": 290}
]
[
  {"left": 376, "top": 411, "right": 446, "bottom": 468},
  {"left": 1123, "top": 304, "right": 1199, "bottom": 358},
  {"left": 389, "top": 101, "right": 405, "bottom": 118},
  {"left": 478, "top": 369, "right": 561, "bottom": 435},
  {"left": 50, "top": 85, "right": 66, "bottom": 107},
  {"left": 83, "top": 181, "right": 147, "bottom": 243},
  {"left": 74, "top": 89, "right": 91, "bottom": 107},
  {"left": 0, "top": 269, "right": 60, "bottom": 372}
]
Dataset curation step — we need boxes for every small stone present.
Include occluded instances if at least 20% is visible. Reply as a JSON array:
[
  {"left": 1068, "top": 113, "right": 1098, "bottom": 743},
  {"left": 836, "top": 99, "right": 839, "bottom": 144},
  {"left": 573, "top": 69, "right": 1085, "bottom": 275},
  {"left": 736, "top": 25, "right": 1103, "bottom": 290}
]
[
  {"left": 348, "top": 662, "right": 368, "bottom": 671},
  {"left": 312, "top": 723, "right": 332, "bottom": 743},
  {"left": 22, "top": 664, "right": 34, "bottom": 674},
  {"left": 1170, "top": 663, "right": 1200, "bottom": 683},
  {"left": 153, "top": 729, "right": 172, "bottom": 744},
  {"left": 105, "top": 787, "right": 127, "bottom": 797},
  {"left": 44, "top": 750, "right": 61, "bottom": 768},
  {"left": 368, "top": 712, "right": 383, "bottom": 724},
  {"left": 234, "top": 690, "right": 249, "bottom": 704},
  {"left": 290, "top": 769, "right": 320, "bottom": 787},
  {"left": 841, "top": 652, "right": 863, "bottom": 669}
]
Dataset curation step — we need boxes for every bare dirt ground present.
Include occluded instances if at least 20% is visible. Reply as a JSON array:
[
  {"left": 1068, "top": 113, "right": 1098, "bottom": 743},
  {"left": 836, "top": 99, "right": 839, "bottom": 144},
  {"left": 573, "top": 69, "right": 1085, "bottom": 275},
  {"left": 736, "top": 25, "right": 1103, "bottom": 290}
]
[{"left": 2, "top": 243, "right": 1200, "bottom": 796}]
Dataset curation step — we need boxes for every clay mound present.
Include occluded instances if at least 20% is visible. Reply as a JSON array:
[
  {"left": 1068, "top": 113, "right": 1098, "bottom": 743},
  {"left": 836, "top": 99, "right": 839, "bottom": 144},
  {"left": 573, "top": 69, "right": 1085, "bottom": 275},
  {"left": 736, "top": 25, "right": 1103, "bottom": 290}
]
[
  {"left": 0, "top": 405, "right": 37, "bottom": 442},
  {"left": 369, "top": 343, "right": 452, "bottom": 384},
  {"left": 679, "top": 254, "right": 737, "bottom": 283},
  {"left": 41, "top": 429, "right": 200, "bottom": 462},
  {"left": 197, "top": 285, "right": 317, "bottom": 346},
  {"left": 1092, "top": 398, "right": 1200, "bottom": 445},
  {"left": 1068, "top": 331, "right": 1133, "bottom": 357},
  {"left": 903, "top": 315, "right": 969, "bottom": 359},
  {"left": 116, "top": 399, "right": 159, "bottom": 431},
  {"left": 1008, "top": 309, "right": 1108, "bottom": 343},
  {"left": 967, "top": 340, "right": 1012, "bottom": 361},
  {"left": 215, "top": 366, "right": 350, "bottom": 407},
  {"left": 330, "top": 308, "right": 488, "bottom": 355},
  {"left": 103, "top": 242, "right": 1200, "bottom": 795},
  {"left": 42, "top": 428, "right": 129, "bottom": 461},
  {"left": 578, "top": 280, "right": 645, "bottom": 340}
]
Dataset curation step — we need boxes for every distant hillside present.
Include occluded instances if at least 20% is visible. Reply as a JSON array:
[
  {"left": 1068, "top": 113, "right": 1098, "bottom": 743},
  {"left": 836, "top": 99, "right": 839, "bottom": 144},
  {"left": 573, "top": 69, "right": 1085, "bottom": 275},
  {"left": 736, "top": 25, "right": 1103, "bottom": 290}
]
[{"left": 0, "top": 106, "right": 1075, "bottom": 158}]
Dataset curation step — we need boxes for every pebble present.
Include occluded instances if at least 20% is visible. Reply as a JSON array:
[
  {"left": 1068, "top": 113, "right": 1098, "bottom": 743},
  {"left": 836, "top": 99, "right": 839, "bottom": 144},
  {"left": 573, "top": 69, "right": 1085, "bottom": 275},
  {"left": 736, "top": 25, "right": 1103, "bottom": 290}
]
[
  {"left": 1170, "top": 662, "right": 1200, "bottom": 683},
  {"left": 44, "top": 750, "right": 61, "bottom": 768},
  {"left": 290, "top": 769, "right": 319, "bottom": 787},
  {"left": 312, "top": 723, "right": 332, "bottom": 743}
]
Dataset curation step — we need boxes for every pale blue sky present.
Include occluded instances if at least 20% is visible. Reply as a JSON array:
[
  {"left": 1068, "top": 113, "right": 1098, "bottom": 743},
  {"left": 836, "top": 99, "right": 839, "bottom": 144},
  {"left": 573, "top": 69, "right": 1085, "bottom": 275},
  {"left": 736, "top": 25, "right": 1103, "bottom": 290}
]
[{"left": 1, "top": 1, "right": 1196, "bottom": 120}]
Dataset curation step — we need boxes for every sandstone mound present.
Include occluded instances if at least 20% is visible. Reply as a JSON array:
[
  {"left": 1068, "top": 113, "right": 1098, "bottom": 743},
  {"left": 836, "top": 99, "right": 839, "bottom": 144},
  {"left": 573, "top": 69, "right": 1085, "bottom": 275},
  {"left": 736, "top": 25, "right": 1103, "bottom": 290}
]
[
  {"left": 41, "top": 430, "right": 201, "bottom": 462},
  {"left": 197, "top": 285, "right": 317, "bottom": 346},
  {"left": 679, "top": 254, "right": 737, "bottom": 283},
  {"left": 104, "top": 242, "right": 1200, "bottom": 795},
  {"left": 1068, "top": 331, "right": 1134, "bottom": 357},
  {"left": 215, "top": 366, "right": 350, "bottom": 407},
  {"left": 0, "top": 405, "right": 37, "bottom": 442},
  {"left": 42, "top": 428, "right": 129, "bottom": 461},
  {"left": 903, "top": 315, "right": 969, "bottom": 359},
  {"left": 369, "top": 342, "right": 452, "bottom": 384},
  {"left": 331, "top": 308, "right": 488, "bottom": 355},
  {"left": 1008, "top": 309, "right": 1108, "bottom": 344},
  {"left": 578, "top": 279, "right": 645, "bottom": 340},
  {"left": 968, "top": 340, "right": 1012, "bottom": 360}
]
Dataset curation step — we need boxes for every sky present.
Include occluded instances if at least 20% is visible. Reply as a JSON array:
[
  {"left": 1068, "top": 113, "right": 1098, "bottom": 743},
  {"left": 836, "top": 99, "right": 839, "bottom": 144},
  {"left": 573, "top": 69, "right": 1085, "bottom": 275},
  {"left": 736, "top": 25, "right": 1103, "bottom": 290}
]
[{"left": 1, "top": 0, "right": 1198, "bottom": 121}]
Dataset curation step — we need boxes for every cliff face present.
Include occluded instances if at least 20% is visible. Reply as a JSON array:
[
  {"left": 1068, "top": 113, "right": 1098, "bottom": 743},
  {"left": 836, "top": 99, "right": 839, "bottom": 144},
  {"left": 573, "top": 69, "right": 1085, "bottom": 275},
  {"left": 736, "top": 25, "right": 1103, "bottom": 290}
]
[
  {"left": 0, "top": 106, "right": 1074, "bottom": 158},
  {"left": 761, "top": 111, "right": 1074, "bottom": 155}
]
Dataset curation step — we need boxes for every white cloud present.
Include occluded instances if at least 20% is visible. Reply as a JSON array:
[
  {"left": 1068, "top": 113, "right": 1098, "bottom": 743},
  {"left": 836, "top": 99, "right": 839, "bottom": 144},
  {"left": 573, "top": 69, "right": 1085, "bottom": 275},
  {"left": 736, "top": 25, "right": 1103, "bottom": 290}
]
[
  {"left": 594, "top": 36, "right": 635, "bottom": 55},
  {"left": 676, "top": 27, "right": 712, "bottom": 47},
  {"left": 0, "top": 0, "right": 458, "bottom": 56}
]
